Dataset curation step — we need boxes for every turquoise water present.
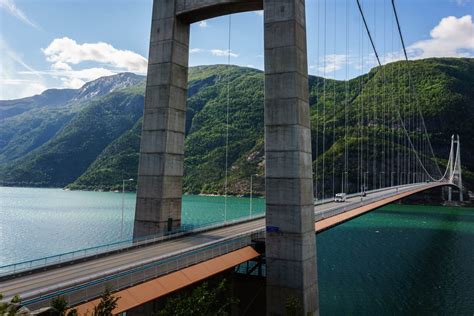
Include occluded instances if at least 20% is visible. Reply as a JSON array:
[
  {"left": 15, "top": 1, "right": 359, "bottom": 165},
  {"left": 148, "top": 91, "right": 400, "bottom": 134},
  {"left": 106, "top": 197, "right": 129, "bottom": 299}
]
[
  {"left": 317, "top": 204, "right": 474, "bottom": 315},
  {"left": 0, "top": 187, "right": 265, "bottom": 266},
  {"left": 1, "top": 187, "right": 473, "bottom": 314}
]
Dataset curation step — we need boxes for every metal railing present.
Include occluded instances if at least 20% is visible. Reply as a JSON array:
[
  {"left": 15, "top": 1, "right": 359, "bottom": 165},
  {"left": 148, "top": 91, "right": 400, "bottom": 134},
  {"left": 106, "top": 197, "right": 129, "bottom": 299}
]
[
  {"left": 0, "top": 212, "right": 265, "bottom": 277},
  {"left": 1, "top": 182, "right": 441, "bottom": 277},
  {"left": 22, "top": 229, "right": 265, "bottom": 310},
  {"left": 4, "top": 181, "right": 446, "bottom": 310},
  {"left": 314, "top": 182, "right": 426, "bottom": 206},
  {"left": 314, "top": 182, "right": 441, "bottom": 221}
]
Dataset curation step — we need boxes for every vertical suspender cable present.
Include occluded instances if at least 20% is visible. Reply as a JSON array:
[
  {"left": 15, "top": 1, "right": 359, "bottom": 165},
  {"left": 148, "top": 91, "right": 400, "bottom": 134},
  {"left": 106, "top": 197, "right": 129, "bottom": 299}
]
[
  {"left": 397, "top": 39, "right": 401, "bottom": 185},
  {"left": 332, "top": 0, "right": 337, "bottom": 197},
  {"left": 344, "top": 0, "right": 349, "bottom": 194},
  {"left": 315, "top": 0, "right": 321, "bottom": 200},
  {"left": 224, "top": 14, "right": 232, "bottom": 223},
  {"left": 360, "top": 3, "right": 364, "bottom": 194},
  {"left": 382, "top": 0, "right": 386, "bottom": 188},
  {"left": 391, "top": 7, "right": 395, "bottom": 186},
  {"left": 322, "top": 0, "right": 327, "bottom": 199},
  {"left": 372, "top": 0, "right": 377, "bottom": 190}
]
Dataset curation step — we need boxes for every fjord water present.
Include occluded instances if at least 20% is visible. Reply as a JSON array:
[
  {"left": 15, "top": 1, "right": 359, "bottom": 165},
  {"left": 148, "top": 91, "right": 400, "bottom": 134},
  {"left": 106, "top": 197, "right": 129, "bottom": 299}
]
[
  {"left": 1, "top": 187, "right": 473, "bottom": 314},
  {"left": 0, "top": 187, "right": 265, "bottom": 266},
  {"left": 317, "top": 204, "right": 474, "bottom": 315}
]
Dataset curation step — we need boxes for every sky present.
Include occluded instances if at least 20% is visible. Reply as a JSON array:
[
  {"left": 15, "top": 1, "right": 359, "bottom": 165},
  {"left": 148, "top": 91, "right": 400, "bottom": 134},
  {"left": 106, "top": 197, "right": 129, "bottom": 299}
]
[{"left": 0, "top": 0, "right": 473, "bottom": 100}]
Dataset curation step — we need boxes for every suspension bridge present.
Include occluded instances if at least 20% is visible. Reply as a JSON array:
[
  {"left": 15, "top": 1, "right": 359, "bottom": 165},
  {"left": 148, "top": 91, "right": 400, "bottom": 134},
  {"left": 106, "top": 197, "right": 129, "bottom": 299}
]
[{"left": 0, "top": 0, "right": 466, "bottom": 315}]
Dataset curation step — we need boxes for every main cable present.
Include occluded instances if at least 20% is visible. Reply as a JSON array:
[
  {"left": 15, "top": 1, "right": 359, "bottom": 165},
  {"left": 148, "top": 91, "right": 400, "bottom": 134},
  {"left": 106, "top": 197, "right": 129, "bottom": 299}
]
[
  {"left": 391, "top": 0, "right": 443, "bottom": 178},
  {"left": 357, "top": 0, "right": 446, "bottom": 183}
]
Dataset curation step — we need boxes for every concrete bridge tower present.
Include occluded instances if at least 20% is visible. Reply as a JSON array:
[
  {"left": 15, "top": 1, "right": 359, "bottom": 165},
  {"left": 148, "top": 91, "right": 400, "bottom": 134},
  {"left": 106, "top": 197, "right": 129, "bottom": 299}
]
[{"left": 134, "top": 1, "right": 318, "bottom": 314}]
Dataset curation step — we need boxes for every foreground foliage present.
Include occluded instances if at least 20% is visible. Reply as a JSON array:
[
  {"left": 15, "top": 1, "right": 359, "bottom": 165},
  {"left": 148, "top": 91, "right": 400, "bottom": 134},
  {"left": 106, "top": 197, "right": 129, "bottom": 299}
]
[{"left": 156, "top": 279, "right": 237, "bottom": 316}]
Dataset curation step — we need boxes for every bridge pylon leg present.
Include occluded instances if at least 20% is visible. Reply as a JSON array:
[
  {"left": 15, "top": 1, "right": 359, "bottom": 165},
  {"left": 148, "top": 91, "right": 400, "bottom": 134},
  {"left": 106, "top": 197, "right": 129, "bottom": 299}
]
[
  {"left": 264, "top": 0, "right": 318, "bottom": 314},
  {"left": 134, "top": 0, "right": 189, "bottom": 238},
  {"left": 455, "top": 135, "right": 463, "bottom": 202}
]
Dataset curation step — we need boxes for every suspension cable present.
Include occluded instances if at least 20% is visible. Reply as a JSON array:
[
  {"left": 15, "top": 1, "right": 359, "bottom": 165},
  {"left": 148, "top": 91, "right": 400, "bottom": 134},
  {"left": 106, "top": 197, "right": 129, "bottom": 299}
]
[
  {"left": 356, "top": 0, "right": 381, "bottom": 66},
  {"left": 224, "top": 14, "right": 232, "bottom": 222},
  {"left": 357, "top": 0, "right": 447, "bottom": 183},
  {"left": 332, "top": 0, "right": 337, "bottom": 197},
  {"left": 344, "top": 0, "right": 349, "bottom": 194},
  {"left": 322, "top": 0, "right": 327, "bottom": 199},
  {"left": 391, "top": 0, "right": 443, "bottom": 178},
  {"left": 372, "top": 0, "right": 377, "bottom": 189},
  {"left": 315, "top": 0, "right": 321, "bottom": 200}
]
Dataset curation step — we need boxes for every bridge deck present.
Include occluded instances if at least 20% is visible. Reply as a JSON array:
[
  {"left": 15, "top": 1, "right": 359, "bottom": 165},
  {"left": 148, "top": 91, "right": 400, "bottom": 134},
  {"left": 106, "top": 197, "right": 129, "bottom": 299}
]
[
  {"left": 71, "top": 246, "right": 260, "bottom": 315},
  {"left": 0, "top": 182, "right": 445, "bottom": 310}
]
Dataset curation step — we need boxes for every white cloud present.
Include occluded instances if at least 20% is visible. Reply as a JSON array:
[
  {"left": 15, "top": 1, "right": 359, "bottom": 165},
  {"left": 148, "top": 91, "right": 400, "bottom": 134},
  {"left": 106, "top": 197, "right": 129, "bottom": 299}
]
[
  {"left": 51, "top": 61, "right": 72, "bottom": 71},
  {"left": 452, "top": 0, "right": 471, "bottom": 6},
  {"left": 20, "top": 68, "right": 118, "bottom": 89},
  {"left": 0, "top": 38, "right": 46, "bottom": 100},
  {"left": 189, "top": 48, "right": 239, "bottom": 58},
  {"left": 318, "top": 54, "right": 349, "bottom": 74},
  {"left": 382, "top": 51, "right": 405, "bottom": 64},
  {"left": 1, "top": 36, "right": 148, "bottom": 99},
  {"left": 211, "top": 49, "right": 239, "bottom": 58},
  {"left": 42, "top": 37, "right": 148, "bottom": 73},
  {"left": 0, "top": 79, "right": 46, "bottom": 99},
  {"left": 190, "top": 48, "right": 204, "bottom": 54},
  {"left": 0, "top": 0, "right": 39, "bottom": 29},
  {"left": 36, "top": 37, "right": 148, "bottom": 89},
  {"left": 408, "top": 15, "right": 474, "bottom": 59},
  {"left": 198, "top": 21, "right": 209, "bottom": 28},
  {"left": 58, "top": 68, "right": 115, "bottom": 88}
]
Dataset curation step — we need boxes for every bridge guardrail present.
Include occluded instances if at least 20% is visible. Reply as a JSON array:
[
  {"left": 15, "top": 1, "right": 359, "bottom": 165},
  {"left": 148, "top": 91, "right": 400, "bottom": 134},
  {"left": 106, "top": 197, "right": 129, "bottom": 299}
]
[
  {"left": 21, "top": 229, "right": 265, "bottom": 311},
  {"left": 1, "top": 183, "right": 430, "bottom": 277},
  {"left": 1, "top": 182, "right": 435, "bottom": 278},
  {"left": 0, "top": 212, "right": 265, "bottom": 278},
  {"left": 314, "top": 182, "right": 423, "bottom": 205},
  {"left": 314, "top": 182, "right": 438, "bottom": 221}
]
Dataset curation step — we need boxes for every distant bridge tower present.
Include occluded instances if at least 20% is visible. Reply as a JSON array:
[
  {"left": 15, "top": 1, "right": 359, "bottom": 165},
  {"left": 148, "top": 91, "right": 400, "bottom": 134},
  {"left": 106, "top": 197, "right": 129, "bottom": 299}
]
[
  {"left": 448, "top": 134, "right": 463, "bottom": 202},
  {"left": 134, "top": 0, "right": 319, "bottom": 314}
]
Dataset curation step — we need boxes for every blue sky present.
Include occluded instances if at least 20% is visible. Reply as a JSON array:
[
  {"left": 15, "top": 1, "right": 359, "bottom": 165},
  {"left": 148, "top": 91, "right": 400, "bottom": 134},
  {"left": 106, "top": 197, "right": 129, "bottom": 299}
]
[{"left": 0, "top": 0, "right": 473, "bottom": 100}]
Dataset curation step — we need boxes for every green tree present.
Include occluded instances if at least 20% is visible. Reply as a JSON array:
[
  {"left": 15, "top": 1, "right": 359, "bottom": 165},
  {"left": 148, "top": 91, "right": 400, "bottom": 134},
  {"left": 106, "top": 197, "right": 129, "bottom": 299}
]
[
  {"left": 284, "top": 295, "right": 303, "bottom": 316},
  {"left": 51, "top": 296, "right": 68, "bottom": 315},
  {"left": 50, "top": 296, "right": 77, "bottom": 316},
  {"left": 92, "top": 288, "right": 119, "bottom": 316},
  {"left": 0, "top": 294, "right": 22, "bottom": 316},
  {"left": 157, "top": 278, "right": 238, "bottom": 316}
]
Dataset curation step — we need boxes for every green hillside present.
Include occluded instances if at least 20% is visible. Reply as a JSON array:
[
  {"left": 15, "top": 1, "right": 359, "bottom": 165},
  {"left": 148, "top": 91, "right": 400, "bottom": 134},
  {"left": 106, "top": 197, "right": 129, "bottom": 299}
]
[
  {"left": 1, "top": 58, "right": 473, "bottom": 195},
  {"left": 0, "top": 92, "right": 144, "bottom": 187}
]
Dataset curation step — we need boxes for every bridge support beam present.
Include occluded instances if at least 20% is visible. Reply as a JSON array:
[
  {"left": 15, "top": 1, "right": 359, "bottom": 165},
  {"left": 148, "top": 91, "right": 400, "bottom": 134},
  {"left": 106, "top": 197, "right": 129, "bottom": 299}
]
[
  {"left": 264, "top": 0, "right": 318, "bottom": 314},
  {"left": 134, "top": 1, "right": 319, "bottom": 313},
  {"left": 134, "top": 0, "right": 190, "bottom": 238}
]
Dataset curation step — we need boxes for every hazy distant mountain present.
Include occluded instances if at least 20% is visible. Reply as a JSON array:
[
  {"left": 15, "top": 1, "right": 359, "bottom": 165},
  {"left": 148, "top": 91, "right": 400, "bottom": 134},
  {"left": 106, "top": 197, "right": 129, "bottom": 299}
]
[
  {"left": 0, "top": 73, "right": 145, "bottom": 164},
  {"left": 72, "top": 72, "right": 144, "bottom": 101},
  {"left": 0, "top": 59, "right": 473, "bottom": 194},
  {"left": 0, "top": 89, "right": 77, "bottom": 120}
]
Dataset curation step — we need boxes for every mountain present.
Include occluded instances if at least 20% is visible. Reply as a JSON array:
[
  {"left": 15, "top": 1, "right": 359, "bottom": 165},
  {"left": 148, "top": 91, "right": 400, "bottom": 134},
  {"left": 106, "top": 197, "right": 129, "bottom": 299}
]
[
  {"left": 0, "top": 73, "right": 144, "bottom": 165},
  {"left": 72, "top": 72, "right": 144, "bottom": 101},
  {"left": 0, "top": 59, "right": 473, "bottom": 195},
  {"left": 0, "top": 89, "right": 77, "bottom": 120}
]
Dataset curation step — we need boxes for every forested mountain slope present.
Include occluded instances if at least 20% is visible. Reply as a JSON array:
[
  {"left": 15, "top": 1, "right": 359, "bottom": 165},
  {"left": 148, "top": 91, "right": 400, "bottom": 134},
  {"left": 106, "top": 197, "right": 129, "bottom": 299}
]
[{"left": 1, "top": 59, "right": 472, "bottom": 195}]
